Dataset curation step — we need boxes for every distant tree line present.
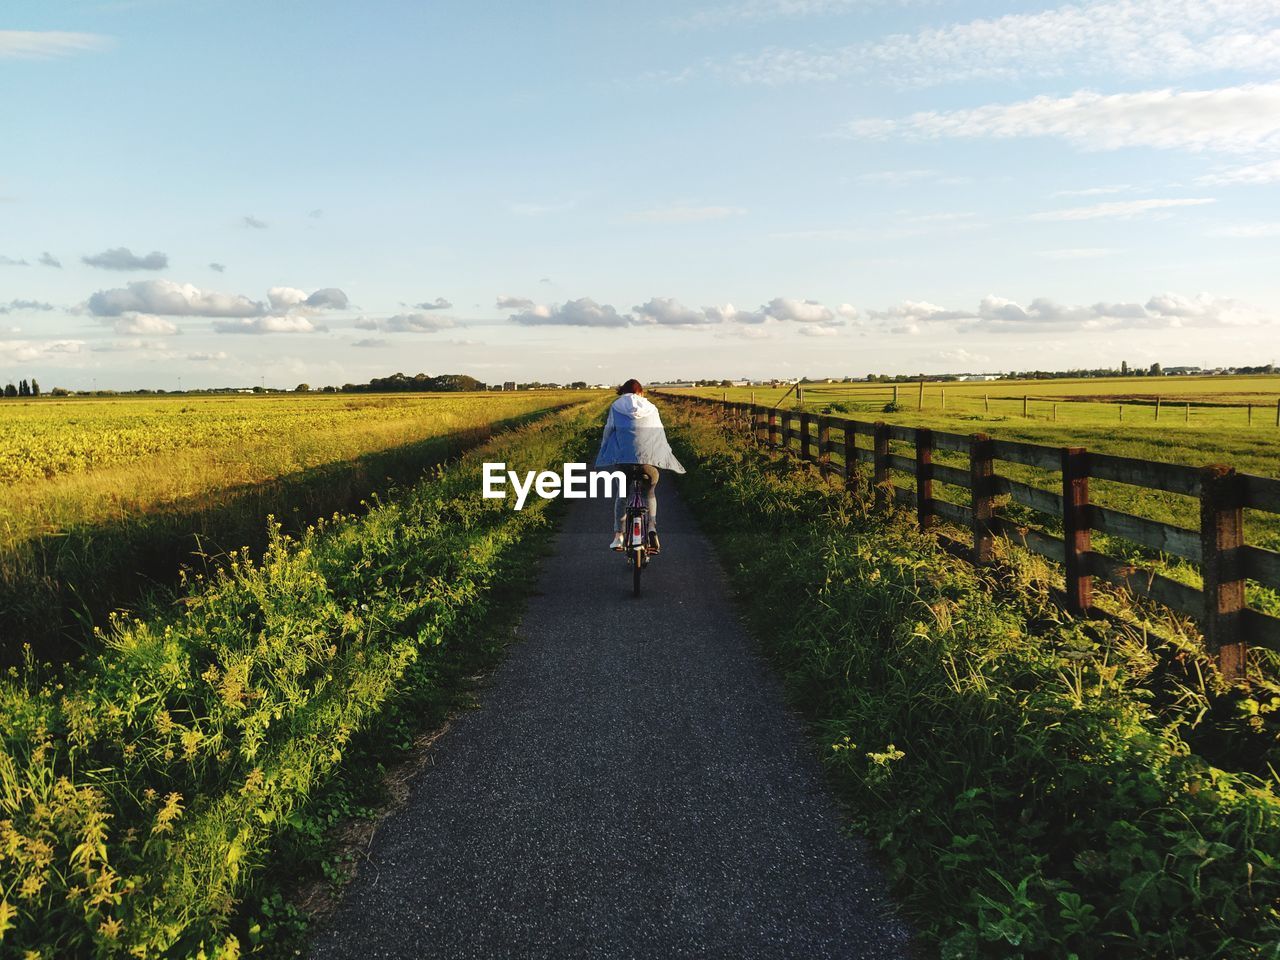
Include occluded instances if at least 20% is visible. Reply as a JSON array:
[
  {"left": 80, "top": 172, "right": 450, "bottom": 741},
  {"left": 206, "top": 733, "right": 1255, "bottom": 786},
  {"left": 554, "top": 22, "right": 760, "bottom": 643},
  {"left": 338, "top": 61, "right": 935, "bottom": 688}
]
[
  {"left": 325, "top": 373, "right": 488, "bottom": 394},
  {"left": 2, "top": 378, "right": 40, "bottom": 398}
]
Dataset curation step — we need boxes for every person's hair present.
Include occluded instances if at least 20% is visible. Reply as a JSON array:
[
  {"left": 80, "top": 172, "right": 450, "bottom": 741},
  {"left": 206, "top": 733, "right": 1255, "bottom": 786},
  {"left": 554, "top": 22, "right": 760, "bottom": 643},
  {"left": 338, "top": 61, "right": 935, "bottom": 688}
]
[{"left": 616, "top": 379, "right": 644, "bottom": 395}]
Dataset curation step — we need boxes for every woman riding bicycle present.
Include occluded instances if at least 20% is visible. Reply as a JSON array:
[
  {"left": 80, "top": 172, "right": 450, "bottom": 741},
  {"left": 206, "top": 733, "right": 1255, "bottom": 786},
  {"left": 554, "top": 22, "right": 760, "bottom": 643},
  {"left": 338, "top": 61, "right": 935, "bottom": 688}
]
[{"left": 596, "top": 379, "right": 684, "bottom": 553}]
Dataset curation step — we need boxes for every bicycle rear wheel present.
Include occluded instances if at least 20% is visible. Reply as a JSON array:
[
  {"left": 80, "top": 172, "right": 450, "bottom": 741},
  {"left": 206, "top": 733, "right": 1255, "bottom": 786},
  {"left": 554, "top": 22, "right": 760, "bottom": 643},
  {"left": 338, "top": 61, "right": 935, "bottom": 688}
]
[{"left": 632, "top": 549, "right": 643, "bottom": 597}]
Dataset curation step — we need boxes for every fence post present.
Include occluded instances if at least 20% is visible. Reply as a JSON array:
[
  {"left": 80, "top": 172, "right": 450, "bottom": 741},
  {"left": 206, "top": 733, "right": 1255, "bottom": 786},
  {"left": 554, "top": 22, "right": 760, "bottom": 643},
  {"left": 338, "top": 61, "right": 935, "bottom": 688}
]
[
  {"left": 1200, "top": 466, "right": 1247, "bottom": 681},
  {"left": 970, "top": 432, "right": 995, "bottom": 563},
  {"left": 799, "top": 411, "right": 813, "bottom": 463},
  {"left": 781, "top": 409, "right": 794, "bottom": 455},
  {"left": 873, "top": 421, "right": 890, "bottom": 510},
  {"left": 818, "top": 415, "right": 832, "bottom": 477},
  {"left": 915, "top": 427, "right": 934, "bottom": 530},
  {"left": 768, "top": 408, "right": 780, "bottom": 448},
  {"left": 843, "top": 420, "right": 859, "bottom": 494},
  {"left": 1061, "top": 446, "right": 1092, "bottom": 614}
]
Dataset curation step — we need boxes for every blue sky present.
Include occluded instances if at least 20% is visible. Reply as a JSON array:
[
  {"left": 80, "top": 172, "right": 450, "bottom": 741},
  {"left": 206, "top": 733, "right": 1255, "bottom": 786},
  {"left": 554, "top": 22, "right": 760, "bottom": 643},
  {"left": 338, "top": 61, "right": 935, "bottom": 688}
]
[{"left": 2, "top": 0, "right": 1279, "bottom": 388}]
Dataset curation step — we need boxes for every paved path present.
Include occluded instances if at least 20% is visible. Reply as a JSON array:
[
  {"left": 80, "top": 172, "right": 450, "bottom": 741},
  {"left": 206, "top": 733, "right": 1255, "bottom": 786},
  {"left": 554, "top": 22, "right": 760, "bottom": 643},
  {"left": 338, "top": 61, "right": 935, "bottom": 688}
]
[{"left": 310, "top": 480, "right": 911, "bottom": 959}]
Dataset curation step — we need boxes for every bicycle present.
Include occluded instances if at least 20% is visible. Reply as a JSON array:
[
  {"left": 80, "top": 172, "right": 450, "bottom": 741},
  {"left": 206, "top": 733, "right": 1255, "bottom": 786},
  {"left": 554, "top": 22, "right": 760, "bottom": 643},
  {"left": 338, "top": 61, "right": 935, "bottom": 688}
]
[{"left": 621, "top": 465, "right": 651, "bottom": 597}]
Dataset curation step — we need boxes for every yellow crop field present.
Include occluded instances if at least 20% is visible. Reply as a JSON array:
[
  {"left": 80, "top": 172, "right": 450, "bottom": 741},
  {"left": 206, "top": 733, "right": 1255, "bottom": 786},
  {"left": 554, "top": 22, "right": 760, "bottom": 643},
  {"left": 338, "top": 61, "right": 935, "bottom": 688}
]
[
  {"left": 0, "top": 391, "right": 590, "bottom": 544},
  {"left": 0, "top": 390, "right": 599, "bottom": 662}
]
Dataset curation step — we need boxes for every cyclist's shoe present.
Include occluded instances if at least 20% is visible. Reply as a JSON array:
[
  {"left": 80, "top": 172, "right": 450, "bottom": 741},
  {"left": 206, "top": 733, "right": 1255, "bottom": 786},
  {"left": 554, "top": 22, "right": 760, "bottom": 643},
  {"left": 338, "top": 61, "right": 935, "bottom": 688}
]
[
  {"left": 609, "top": 533, "right": 624, "bottom": 551},
  {"left": 647, "top": 531, "right": 661, "bottom": 554}
]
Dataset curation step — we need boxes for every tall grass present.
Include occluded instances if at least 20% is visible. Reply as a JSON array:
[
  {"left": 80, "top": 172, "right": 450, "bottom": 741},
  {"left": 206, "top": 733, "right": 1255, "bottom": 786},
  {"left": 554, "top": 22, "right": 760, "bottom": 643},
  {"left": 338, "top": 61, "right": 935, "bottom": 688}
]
[
  {"left": 669, "top": 404, "right": 1280, "bottom": 958},
  {"left": 0, "top": 402, "right": 599, "bottom": 958}
]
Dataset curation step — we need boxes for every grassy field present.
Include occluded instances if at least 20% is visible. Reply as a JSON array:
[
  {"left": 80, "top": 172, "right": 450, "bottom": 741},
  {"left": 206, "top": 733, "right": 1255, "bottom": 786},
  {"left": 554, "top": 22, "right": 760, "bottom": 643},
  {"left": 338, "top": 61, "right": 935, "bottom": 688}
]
[
  {"left": 679, "top": 374, "right": 1280, "bottom": 437},
  {"left": 0, "top": 391, "right": 598, "bottom": 664},
  {"left": 0, "top": 401, "right": 602, "bottom": 958},
  {"left": 668, "top": 403, "right": 1280, "bottom": 958},
  {"left": 668, "top": 380, "right": 1280, "bottom": 603}
]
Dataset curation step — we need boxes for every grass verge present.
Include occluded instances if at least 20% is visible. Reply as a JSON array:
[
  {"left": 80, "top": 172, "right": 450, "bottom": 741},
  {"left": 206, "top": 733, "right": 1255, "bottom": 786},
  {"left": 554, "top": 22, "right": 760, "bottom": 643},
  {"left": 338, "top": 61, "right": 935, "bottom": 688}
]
[{"left": 668, "top": 403, "right": 1280, "bottom": 959}]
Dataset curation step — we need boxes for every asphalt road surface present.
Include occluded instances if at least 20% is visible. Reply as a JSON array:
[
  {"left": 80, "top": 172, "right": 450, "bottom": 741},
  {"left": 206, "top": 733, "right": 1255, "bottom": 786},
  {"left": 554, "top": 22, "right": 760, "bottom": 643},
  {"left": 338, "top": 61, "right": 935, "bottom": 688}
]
[{"left": 309, "top": 479, "right": 912, "bottom": 959}]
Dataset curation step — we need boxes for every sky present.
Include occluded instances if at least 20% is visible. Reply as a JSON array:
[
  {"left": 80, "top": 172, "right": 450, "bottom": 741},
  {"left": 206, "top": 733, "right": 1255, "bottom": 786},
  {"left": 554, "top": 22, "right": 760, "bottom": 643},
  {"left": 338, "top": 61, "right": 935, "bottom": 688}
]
[{"left": 2, "top": 0, "right": 1279, "bottom": 389}]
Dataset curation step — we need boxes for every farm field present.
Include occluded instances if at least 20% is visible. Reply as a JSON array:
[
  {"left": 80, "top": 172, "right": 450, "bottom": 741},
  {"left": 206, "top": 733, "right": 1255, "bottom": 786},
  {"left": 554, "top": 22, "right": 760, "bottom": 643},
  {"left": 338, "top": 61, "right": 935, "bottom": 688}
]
[
  {"left": 0, "top": 390, "right": 597, "bottom": 663},
  {"left": 681, "top": 373, "right": 1280, "bottom": 437}
]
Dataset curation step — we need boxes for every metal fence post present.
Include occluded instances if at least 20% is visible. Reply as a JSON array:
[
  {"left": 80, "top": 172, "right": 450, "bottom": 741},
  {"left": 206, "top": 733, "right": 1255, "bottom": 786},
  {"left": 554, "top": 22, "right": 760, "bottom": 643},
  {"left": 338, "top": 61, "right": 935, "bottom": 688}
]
[{"left": 1201, "top": 465, "right": 1247, "bottom": 680}]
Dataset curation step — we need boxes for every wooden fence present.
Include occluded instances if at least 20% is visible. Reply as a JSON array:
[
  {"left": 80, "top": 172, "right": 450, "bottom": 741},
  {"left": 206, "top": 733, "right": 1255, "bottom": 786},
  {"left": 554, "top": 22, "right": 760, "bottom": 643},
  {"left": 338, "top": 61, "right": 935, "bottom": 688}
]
[{"left": 674, "top": 395, "right": 1280, "bottom": 680}]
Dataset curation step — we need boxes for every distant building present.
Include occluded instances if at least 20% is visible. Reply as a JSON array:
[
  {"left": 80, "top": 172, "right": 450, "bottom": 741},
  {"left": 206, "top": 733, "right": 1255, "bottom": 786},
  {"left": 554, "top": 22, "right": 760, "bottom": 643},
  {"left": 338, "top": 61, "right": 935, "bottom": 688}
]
[{"left": 502, "top": 381, "right": 517, "bottom": 391}]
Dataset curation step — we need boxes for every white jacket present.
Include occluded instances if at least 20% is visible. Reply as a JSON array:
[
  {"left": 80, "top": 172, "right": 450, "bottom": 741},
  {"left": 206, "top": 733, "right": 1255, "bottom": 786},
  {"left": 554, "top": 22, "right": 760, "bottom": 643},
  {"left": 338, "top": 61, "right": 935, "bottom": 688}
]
[{"left": 595, "top": 394, "right": 686, "bottom": 473}]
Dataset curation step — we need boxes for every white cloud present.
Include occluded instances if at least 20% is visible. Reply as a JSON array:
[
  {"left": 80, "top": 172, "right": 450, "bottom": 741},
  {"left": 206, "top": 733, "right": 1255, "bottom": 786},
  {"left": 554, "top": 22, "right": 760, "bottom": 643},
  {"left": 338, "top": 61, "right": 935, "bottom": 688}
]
[
  {"left": 111, "top": 314, "right": 179, "bottom": 336},
  {"left": 268, "top": 287, "right": 309, "bottom": 310},
  {"left": 1197, "top": 158, "right": 1280, "bottom": 184},
  {"left": 269, "top": 286, "right": 349, "bottom": 310},
  {"left": 242, "top": 215, "right": 268, "bottom": 229},
  {"left": 382, "top": 312, "right": 454, "bottom": 332},
  {"left": 38, "top": 252, "right": 61, "bottom": 268},
  {"left": 414, "top": 297, "right": 452, "bottom": 310},
  {"left": 352, "top": 338, "right": 388, "bottom": 348},
  {"left": 0, "top": 300, "right": 54, "bottom": 314},
  {"left": 0, "top": 31, "right": 109, "bottom": 59},
  {"left": 633, "top": 297, "right": 713, "bottom": 326},
  {"left": 704, "top": 303, "right": 768, "bottom": 324},
  {"left": 869, "top": 291, "right": 1263, "bottom": 334},
  {"left": 187, "top": 351, "right": 229, "bottom": 362},
  {"left": 209, "top": 262, "right": 226, "bottom": 273},
  {"left": 91, "top": 339, "right": 174, "bottom": 354},
  {"left": 799, "top": 325, "right": 840, "bottom": 337},
  {"left": 510, "top": 298, "right": 630, "bottom": 327},
  {"left": 88, "top": 280, "right": 264, "bottom": 318},
  {"left": 354, "top": 313, "right": 454, "bottom": 333},
  {"left": 713, "top": 0, "right": 1280, "bottom": 86},
  {"left": 1031, "top": 197, "right": 1215, "bottom": 221},
  {"left": 82, "top": 247, "right": 168, "bottom": 271},
  {"left": 838, "top": 83, "right": 1280, "bottom": 154},
  {"left": 627, "top": 205, "right": 746, "bottom": 224},
  {"left": 0, "top": 339, "right": 85, "bottom": 363},
  {"left": 0, "top": 255, "right": 30, "bottom": 267},
  {"left": 212, "top": 316, "right": 321, "bottom": 334},
  {"left": 764, "top": 297, "right": 837, "bottom": 323},
  {"left": 496, "top": 295, "right": 536, "bottom": 310}
]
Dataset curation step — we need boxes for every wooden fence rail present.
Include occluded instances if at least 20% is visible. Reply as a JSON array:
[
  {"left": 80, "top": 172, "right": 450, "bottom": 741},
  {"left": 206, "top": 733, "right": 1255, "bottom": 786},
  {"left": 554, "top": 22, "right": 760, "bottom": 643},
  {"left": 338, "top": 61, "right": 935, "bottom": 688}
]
[{"left": 681, "top": 395, "right": 1280, "bottom": 681}]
